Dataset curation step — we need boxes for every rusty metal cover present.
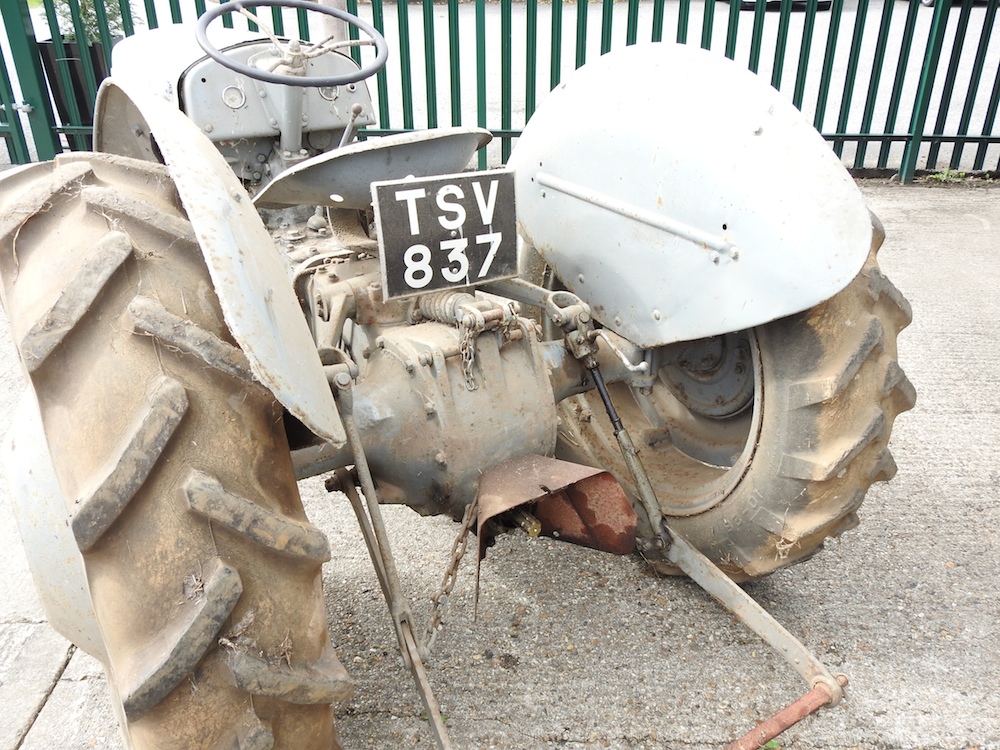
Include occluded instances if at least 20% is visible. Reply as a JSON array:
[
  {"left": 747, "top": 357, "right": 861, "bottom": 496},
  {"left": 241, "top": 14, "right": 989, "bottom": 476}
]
[{"left": 477, "top": 455, "right": 636, "bottom": 559}]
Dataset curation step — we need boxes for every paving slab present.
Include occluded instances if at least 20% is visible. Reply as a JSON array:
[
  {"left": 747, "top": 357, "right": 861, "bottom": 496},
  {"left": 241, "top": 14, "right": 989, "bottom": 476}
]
[{"left": 0, "top": 179, "right": 997, "bottom": 749}]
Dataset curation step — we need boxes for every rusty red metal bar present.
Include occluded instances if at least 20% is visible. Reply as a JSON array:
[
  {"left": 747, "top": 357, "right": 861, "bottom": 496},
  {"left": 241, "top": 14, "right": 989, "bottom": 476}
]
[{"left": 726, "top": 675, "right": 849, "bottom": 750}]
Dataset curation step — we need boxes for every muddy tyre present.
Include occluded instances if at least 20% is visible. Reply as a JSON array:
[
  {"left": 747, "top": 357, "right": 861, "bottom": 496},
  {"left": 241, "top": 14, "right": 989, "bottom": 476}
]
[
  {"left": 0, "top": 154, "right": 350, "bottom": 749},
  {"left": 556, "top": 217, "right": 916, "bottom": 579}
]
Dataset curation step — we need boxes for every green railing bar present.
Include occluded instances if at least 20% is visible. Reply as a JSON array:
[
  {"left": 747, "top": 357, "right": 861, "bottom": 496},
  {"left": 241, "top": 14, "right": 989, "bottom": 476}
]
[
  {"left": 41, "top": 0, "right": 81, "bottom": 148},
  {"left": 748, "top": 0, "right": 767, "bottom": 73},
  {"left": 64, "top": 0, "right": 101, "bottom": 132},
  {"left": 270, "top": 6, "right": 285, "bottom": 36},
  {"left": 833, "top": 0, "right": 869, "bottom": 157},
  {"left": 973, "top": 52, "right": 1000, "bottom": 170},
  {"left": 651, "top": 0, "right": 665, "bottom": 43},
  {"left": 700, "top": 0, "right": 715, "bottom": 51},
  {"left": 826, "top": 132, "right": 1000, "bottom": 144},
  {"left": 0, "top": 46, "right": 31, "bottom": 163},
  {"left": 792, "top": 0, "right": 818, "bottom": 109},
  {"left": 527, "top": 0, "right": 538, "bottom": 116},
  {"left": 119, "top": 0, "right": 136, "bottom": 36},
  {"left": 899, "top": 0, "right": 952, "bottom": 183},
  {"left": 551, "top": 0, "right": 564, "bottom": 86},
  {"left": 92, "top": 0, "right": 114, "bottom": 65},
  {"left": 601, "top": 0, "right": 614, "bottom": 55},
  {"left": 246, "top": 5, "right": 259, "bottom": 32},
  {"left": 575, "top": 0, "right": 588, "bottom": 68},
  {"left": 143, "top": 0, "right": 158, "bottom": 29},
  {"left": 397, "top": 0, "right": 414, "bottom": 130},
  {"left": 222, "top": 7, "right": 233, "bottom": 28},
  {"left": 297, "top": 8, "right": 309, "bottom": 40},
  {"left": 502, "top": 0, "right": 512, "bottom": 160},
  {"left": 371, "top": 0, "right": 390, "bottom": 127},
  {"left": 676, "top": 0, "right": 690, "bottom": 44},
  {"left": 476, "top": 0, "right": 487, "bottom": 168},
  {"left": 0, "top": 0, "right": 57, "bottom": 160},
  {"left": 878, "top": 0, "right": 920, "bottom": 169},
  {"left": 346, "top": 0, "right": 362, "bottom": 65},
  {"left": 627, "top": 0, "right": 640, "bottom": 46},
  {"left": 771, "top": 0, "right": 794, "bottom": 90},
  {"left": 423, "top": 0, "right": 438, "bottom": 128},
  {"left": 951, "top": 0, "right": 998, "bottom": 169},
  {"left": 448, "top": 0, "right": 462, "bottom": 125},
  {"left": 195, "top": 0, "right": 207, "bottom": 16},
  {"left": 813, "top": 0, "right": 845, "bottom": 131},
  {"left": 854, "top": 0, "right": 895, "bottom": 168},
  {"left": 724, "top": 0, "right": 740, "bottom": 60},
  {"left": 41, "top": 0, "right": 85, "bottom": 150},
  {"left": 927, "top": 0, "right": 973, "bottom": 169},
  {"left": 168, "top": 0, "right": 182, "bottom": 24}
]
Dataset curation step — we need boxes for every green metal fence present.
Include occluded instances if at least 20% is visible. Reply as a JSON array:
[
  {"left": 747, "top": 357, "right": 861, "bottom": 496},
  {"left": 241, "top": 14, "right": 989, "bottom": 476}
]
[{"left": 2, "top": 0, "right": 999, "bottom": 182}]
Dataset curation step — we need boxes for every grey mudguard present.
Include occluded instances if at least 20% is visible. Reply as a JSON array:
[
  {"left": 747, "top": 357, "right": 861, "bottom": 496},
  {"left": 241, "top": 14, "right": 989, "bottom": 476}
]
[
  {"left": 509, "top": 43, "right": 872, "bottom": 348},
  {"left": 94, "top": 80, "right": 346, "bottom": 447},
  {"left": 254, "top": 128, "right": 492, "bottom": 209}
]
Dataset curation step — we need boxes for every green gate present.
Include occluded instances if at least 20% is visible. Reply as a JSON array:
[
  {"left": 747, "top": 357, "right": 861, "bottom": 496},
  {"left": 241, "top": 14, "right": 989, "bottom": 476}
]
[{"left": 2, "top": 0, "right": 998, "bottom": 182}]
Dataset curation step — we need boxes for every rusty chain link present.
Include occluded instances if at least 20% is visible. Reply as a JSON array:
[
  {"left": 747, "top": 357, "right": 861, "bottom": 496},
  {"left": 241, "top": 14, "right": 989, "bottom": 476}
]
[
  {"left": 459, "top": 321, "right": 479, "bottom": 391},
  {"left": 420, "top": 498, "right": 478, "bottom": 659}
]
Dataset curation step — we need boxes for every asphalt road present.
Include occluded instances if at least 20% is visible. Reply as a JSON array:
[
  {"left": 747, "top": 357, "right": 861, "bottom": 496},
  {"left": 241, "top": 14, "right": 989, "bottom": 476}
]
[{"left": 1, "top": 177, "right": 998, "bottom": 750}]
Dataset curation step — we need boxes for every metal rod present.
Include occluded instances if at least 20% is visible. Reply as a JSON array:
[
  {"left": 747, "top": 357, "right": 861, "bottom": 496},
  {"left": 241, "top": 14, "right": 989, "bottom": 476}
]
[
  {"left": 927, "top": 0, "right": 973, "bottom": 169},
  {"left": 900, "top": 0, "right": 952, "bottom": 183},
  {"left": 422, "top": 0, "right": 438, "bottom": 128},
  {"left": 588, "top": 364, "right": 663, "bottom": 534},
  {"left": 501, "top": 0, "right": 512, "bottom": 161},
  {"left": 724, "top": 0, "right": 740, "bottom": 60},
  {"left": 601, "top": 0, "right": 614, "bottom": 54},
  {"left": 833, "top": 0, "right": 870, "bottom": 157},
  {"left": 951, "top": 0, "right": 998, "bottom": 169},
  {"left": 332, "top": 376, "right": 453, "bottom": 750},
  {"left": 700, "top": 0, "right": 714, "bottom": 51},
  {"left": 448, "top": 0, "right": 462, "bottom": 126},
  {"left": 855, "top": 0, "right": 895, "bottom": 167},
  {"left": 791, "top": 0, "right": 818, "bottom": 109},
  {"left": 726, "top": 676, "right": 849, "bottom": 750},
  {"left": 748, "top": 0, "right": 766, "bottom": 73},
  {"left": 665, "top": 530, "right": 845, "bottom": 700},
  {"left": 879, "top": 0, "right": 921, "bottom": 169},
  {"left": 771, "top": 0, "right": 793, "bottom": 89}
]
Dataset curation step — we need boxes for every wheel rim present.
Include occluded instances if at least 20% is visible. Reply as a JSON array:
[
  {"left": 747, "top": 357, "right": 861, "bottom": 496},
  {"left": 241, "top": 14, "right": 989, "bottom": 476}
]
[{"left": 560, "top": 329, "right": 764, "bottom": 518}]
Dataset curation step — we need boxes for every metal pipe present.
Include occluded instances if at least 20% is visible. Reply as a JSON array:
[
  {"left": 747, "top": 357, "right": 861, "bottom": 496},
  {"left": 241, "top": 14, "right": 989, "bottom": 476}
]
[{"left": 726, "top": 675, "right": 849, "bottom": 750}]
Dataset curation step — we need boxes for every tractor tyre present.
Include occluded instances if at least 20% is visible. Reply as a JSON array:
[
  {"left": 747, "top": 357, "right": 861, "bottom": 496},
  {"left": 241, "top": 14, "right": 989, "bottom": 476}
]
[
  {"left": 555, "top": 215, "right": 916, "bottom": 579},
  {"left": 0, "top": 153, "right": 350, "bottom": 749}
]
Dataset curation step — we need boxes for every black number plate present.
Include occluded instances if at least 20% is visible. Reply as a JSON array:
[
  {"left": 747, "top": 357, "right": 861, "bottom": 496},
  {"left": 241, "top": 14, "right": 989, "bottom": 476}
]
[{"left": 372, "top": 169, "right": 517, "bottom": 301}]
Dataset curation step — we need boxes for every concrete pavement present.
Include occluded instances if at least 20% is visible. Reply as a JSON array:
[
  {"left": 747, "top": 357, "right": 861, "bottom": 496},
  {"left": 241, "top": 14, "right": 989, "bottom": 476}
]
[{"left": 1, "top": 177, "right": 998, "bottom": 749}]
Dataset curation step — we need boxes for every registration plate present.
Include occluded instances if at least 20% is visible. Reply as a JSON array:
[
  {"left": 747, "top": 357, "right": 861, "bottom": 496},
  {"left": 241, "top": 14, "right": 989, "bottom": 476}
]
[{"left": 371, "top": 169, "right": 517, "bottom": 301}]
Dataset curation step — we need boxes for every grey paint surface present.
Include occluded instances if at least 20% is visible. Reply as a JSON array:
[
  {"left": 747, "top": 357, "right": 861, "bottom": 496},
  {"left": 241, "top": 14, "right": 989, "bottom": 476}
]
[{"left": 0, "top": 180, "right": 997, "bottom": 749}]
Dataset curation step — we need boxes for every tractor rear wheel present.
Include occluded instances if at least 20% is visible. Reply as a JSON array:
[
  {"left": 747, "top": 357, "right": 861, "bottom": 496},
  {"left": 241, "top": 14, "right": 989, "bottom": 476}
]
[
  {"left": 0, "top": 153, "right": 350, "bottom": 749},
  {"left": 555, "top": 216, "right": 916, "bottom": 579}
]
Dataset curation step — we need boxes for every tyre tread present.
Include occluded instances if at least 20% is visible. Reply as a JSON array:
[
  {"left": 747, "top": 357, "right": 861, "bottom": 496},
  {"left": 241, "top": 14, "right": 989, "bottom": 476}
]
[
  {"left": 71, "top": 374, "right": 189, "bottom": 551},
  {"left": 184, "top": 469, "right": 332, "bottom": 562},
  {"left": 122, "top": 558, "right": 243, "bottom": 721}
]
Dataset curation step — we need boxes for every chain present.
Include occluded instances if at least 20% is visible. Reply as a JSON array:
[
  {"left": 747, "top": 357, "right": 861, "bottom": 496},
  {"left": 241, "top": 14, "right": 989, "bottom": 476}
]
[
  {"left": 420, "top": 498, "right": 478, "bottom": 658},
  {"left": 459, "top": 321, "right": 479, "bottom": 391}
]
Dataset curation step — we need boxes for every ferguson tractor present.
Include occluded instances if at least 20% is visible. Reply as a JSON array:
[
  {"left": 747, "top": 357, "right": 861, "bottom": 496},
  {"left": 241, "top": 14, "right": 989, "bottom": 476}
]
[{"left": 0, "top": 2, "right": 914, "bottom": 748}]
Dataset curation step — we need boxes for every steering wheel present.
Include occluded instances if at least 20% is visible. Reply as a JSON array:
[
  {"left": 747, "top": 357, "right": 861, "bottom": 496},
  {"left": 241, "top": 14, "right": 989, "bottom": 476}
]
[{"left": 195, "top": 0, "right": 389, "bottom": 87}]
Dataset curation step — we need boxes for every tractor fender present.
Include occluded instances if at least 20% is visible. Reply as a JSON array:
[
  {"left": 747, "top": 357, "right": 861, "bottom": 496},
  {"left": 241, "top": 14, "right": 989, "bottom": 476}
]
[
  {"left": 509, "top": 43, "right": 872, "bottom": 348},
  {"left": 94, "top": 80, "right": 346, "bottom": 447},
  {"left": 3, "top": 389, "right": 106, "bottom": 661}
]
